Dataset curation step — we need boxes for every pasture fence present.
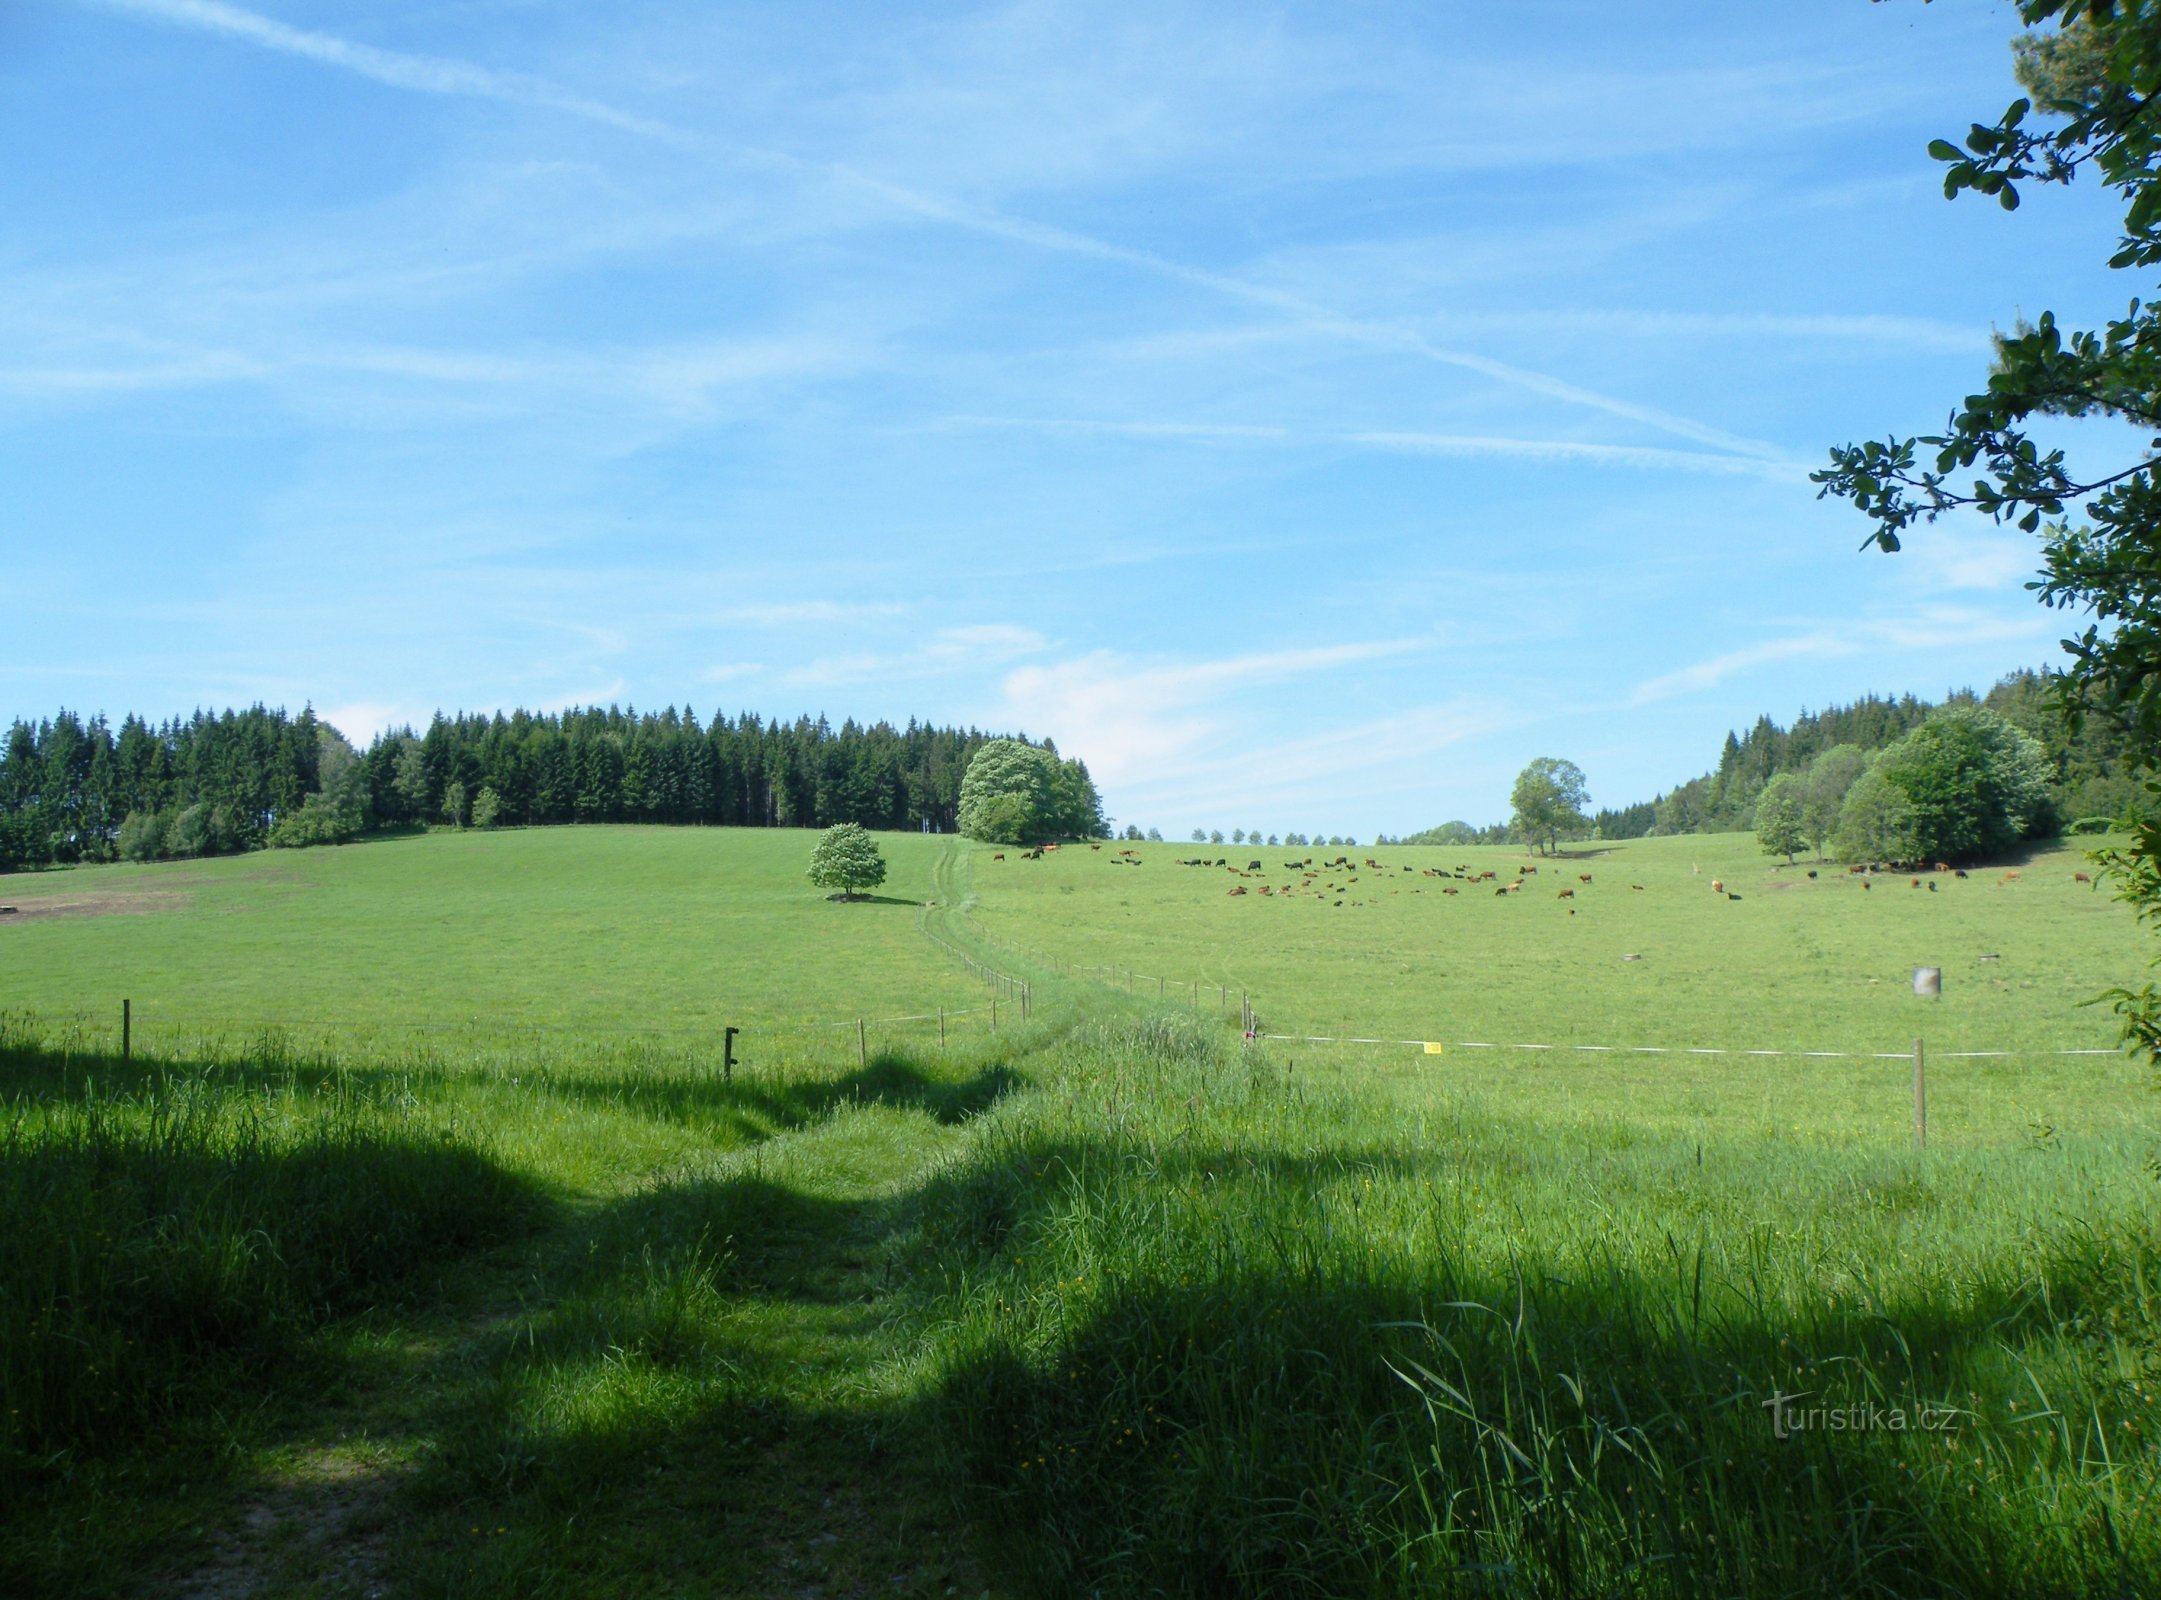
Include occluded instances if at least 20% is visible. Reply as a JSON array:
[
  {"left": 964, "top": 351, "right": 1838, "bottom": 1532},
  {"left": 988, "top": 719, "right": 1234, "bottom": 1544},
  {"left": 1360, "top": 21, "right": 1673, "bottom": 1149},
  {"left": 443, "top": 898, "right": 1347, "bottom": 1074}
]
[{"left": 1, "top": 996, "right": 1014, "bottom": 1075}]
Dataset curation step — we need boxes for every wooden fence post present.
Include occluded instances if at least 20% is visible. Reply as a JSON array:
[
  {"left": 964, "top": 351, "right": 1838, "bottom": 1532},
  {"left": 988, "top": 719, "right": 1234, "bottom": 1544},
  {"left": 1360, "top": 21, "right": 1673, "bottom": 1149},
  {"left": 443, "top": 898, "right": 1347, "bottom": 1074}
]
[
  {"left": 858, "top": 1018, "right": 867, "bottom": 1069},
  {"left": 939, "top": 1006, "right": 945, "bottom": 1047},
  {"left": 122, "top": 998, "right": 131, "bottom": 1062}
]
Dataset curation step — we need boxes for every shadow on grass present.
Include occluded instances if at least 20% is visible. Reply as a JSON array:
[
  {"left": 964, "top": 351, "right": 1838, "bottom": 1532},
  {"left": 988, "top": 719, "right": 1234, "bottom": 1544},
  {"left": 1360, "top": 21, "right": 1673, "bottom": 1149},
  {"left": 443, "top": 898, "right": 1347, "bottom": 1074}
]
[{"left": 0, "top": 1029, "right": 1022, "bottom": 1144}]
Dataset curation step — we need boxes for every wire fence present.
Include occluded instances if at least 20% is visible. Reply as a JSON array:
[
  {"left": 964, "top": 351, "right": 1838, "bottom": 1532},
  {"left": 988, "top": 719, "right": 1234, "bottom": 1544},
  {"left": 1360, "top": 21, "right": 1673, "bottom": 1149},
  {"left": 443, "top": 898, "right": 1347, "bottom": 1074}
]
[
  {"left": 1251, "top": 1032, "right": 2123, "bottom": 1061},
  {"left": 936, "top": 917, "right": 2132, "bottom": 1064}
]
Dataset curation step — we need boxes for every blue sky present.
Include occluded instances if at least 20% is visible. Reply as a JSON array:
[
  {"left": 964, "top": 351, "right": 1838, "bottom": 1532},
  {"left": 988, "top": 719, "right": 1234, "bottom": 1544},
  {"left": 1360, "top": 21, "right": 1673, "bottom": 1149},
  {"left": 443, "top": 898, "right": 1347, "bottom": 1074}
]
[{"left": 0, "top": 0, "right": 2136, "bottom": 835}]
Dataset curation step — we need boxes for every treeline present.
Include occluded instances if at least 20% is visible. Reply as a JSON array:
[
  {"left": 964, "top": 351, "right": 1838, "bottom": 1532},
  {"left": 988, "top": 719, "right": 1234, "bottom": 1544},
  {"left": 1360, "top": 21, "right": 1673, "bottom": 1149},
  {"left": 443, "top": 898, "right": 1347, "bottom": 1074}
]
[
  {"left": 1589, "top": 668, "right": 2143, "bottom": 840},
  {"left": 0, "top": 704, "right": 1103, "bottom": 872}
]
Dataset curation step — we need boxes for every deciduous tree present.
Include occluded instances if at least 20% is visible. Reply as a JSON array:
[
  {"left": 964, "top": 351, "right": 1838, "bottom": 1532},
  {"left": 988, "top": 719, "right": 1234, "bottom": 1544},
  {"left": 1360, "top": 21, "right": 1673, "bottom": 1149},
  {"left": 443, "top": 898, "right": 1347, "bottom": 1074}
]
[
  {"left": 1509, "top": 757, "right": 1590, "bottom": 855},
  {"left": 806, "top": 822, "right": 887, "bottom": 900}
]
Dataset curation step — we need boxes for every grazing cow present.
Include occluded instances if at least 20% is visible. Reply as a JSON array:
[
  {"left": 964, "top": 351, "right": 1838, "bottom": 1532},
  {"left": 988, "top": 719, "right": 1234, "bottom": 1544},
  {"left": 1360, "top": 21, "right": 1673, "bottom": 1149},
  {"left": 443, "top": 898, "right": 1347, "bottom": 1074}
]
[
  {"left": 1578, "top": 873, "right": 1593, "bottom": 883},
  {"left": 2003, "top": 871, "right": 2021, "bottom": 882},
  {"left": 1807, "top": 870, "right": 1818, "bottom": 879},
  {"left": 1928, "top": 881, "right": 1938, "bottom": 892},
  {"left": 1247, "top": 859, "right": 1263, "bottom": 871},
  {"left": 1911, "top": 878, "right": 1921, "bottom": 889},
  {"left": 1863, "top": 880, "right": 1871, "bottom": 891},
  {"left": 1494, "top": 886, "right": 1510, "bottom": 896},
  {"left": 1955, "top": 869, "right": 1969, "bottom": 879},
  {"left": 1935, "top": 862, "right": 1951, "bottom": 874},
  {"left": 1090, "top": 843, "right": 1101, "bottom": 850},
  {"left": 2074, "top": 871, "right": 2093, "bottom": 884},
  {"left": 1710, "top": 879, "right": 1724, "bottom": 894},
  {"left": 1557, "top": 888, "right": 1575, "bottom": 899},
  {"left": 1848, "top": 864, "right": 1867, "bottom": 875},
  {"left": 1727, "top": 892, "right": 1742, "bottom": 901},
  {"left": 992, "top": 852, "right": 1005, "bottom": 860},
  {"left": 1442, "top": 887, "right": 1459, "bottom": 895},
  {"left": 1227, "top": 886, "right": 1246, "bottom": 896},
  {"left": 1630, "top": 884, "right": 1645, "bottom": 891},
  {"left": 1522, "top": 865, "right": 1539, "bottom": 875},
  {"left": 1044, "top": 843, "right": 1060, "bottom": 852}
]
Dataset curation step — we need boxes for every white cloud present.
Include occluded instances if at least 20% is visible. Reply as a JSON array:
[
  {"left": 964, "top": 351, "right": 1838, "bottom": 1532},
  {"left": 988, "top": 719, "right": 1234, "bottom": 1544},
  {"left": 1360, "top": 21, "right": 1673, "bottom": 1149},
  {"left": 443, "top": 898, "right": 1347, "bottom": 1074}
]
[
  {"left": 935, "top": 416, "right": 1802, "bottom": 479},
  {"left": 96, "top": 0, "right": 691, "bottom": 142},
  {"left": 788, "top": 624, "right": 1050, "bottom": 687},
  {"left": 994, "top": 638, "right": 1429, "bottom": 788},
  {"left": 716, "top": 600, "right": 911, "bottom": 627},
  {"left": 86, "top": 0, "right": 1787, "bottom": 468},
  {"left": 313, "top": 701, "right": 430, "bottom": 740},
  {"left": 1349, "top": 431, "right": 1807, "bottom": 481},
  {"left": 1629, "top": 607, "right": 2056, "bottom": 705}
]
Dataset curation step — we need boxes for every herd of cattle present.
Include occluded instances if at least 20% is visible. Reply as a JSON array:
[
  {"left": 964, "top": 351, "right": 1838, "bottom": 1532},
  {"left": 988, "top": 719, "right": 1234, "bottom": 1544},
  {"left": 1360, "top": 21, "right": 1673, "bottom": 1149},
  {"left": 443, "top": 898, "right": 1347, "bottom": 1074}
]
[{"left": 987, "top": 844, "right": 2094, "bottom": 907}]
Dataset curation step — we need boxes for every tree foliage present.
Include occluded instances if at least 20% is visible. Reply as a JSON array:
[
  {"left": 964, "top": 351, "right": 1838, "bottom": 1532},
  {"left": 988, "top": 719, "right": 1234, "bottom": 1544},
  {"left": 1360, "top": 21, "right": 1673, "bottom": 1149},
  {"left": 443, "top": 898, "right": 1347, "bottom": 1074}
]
[
  {"left": 1753, "top": 772, "right": 1808, "bottom": 864},
  {"left": 955, "top": 739, "right": 1103, "bottom": 844},
  {"left": 0, "top": 703, "right": 1099, "bottom": 873},
  {"left": 1875, "top": 706, "right": 2055, "bottom": 863},
  {"left": 1812, "top": 1, "right": 2161, "bottom": 1054},
  {"left": 1509, "top": 758, "right": 1590, "bottom": 855},
  {"left": 806, "top": 822, "right": 888, "bottom": 899}
]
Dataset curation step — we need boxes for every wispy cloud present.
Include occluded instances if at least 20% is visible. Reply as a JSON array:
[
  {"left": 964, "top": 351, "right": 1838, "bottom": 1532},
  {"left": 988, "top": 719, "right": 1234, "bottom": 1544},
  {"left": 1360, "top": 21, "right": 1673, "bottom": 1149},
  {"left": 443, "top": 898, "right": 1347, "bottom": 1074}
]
[
  {"left": 934, "top": 415, "right": 1805, "bottom": 479},
  {"left": 86, "top": 0, "right": 1787, "bottom": 466},
  {"left": 95, "top": 0, "right": 692, "bottom": 142},
  {"left": 1349, "top": 431, "right": 1806, "bottom": 479},
  {"left": 995, "top": 638, "right": 1432, "bottom": 788},
  {"left": 718, "top": 600, "right": 911, "bottom": 627},
  {"left": 1629, "top": 607, "right": 2055, "bottom": 705},
  {"left": 789, "top": 624, "right": 1050, "bottom": 687}
]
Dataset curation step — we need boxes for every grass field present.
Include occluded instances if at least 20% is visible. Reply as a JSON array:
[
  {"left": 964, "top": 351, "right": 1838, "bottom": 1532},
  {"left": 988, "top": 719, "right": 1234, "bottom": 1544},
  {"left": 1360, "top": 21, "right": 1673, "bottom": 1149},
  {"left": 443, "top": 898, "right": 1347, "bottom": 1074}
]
[
  {"left": 0, "top": 825, "right": 986, "bottom": 1037},
  {"left": 962, "top": 831, "right": 2141, "bottom": 1055},
  {"left": 2, "top": 825, "right": 2157, "bottom": 1597}
]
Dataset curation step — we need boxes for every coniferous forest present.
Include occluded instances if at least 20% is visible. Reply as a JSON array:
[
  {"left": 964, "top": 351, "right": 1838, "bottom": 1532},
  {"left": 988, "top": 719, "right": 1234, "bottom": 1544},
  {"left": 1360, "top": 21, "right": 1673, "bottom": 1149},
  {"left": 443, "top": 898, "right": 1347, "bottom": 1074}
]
[{"left": 0, "top": 704, "right": 1105, "bottom": 873}]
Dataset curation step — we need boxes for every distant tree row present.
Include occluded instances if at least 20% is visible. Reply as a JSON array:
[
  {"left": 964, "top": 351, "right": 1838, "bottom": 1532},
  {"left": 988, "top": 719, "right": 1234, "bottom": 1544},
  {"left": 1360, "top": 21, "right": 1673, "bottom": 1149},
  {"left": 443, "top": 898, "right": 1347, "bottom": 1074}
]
[
  {"left": 0, "top": 704, "right": 1104, "bottom": 873},
  {"left": 1589, "top": 668, "right": 2141, "bottom": 841},
  {"left": 1185, "top": 828, "right": 1363, "bottom": 849}
]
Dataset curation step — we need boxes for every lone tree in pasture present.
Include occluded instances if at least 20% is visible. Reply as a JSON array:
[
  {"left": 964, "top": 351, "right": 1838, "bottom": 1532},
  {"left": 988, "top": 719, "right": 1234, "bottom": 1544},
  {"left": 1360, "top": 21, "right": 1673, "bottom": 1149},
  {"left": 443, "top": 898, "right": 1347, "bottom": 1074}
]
[
  {"left": 807, "top": 823, "right": 887, "bottom": 900},
  {"left": 1509, "top": 757, "right": 1589, "bottom": 855},
  {"left": 1813, "top": 3, "right": 2161, "bottom": 1057},
  {"left": 1754, "top": 772, "right": 1807, "bottom": 864}
]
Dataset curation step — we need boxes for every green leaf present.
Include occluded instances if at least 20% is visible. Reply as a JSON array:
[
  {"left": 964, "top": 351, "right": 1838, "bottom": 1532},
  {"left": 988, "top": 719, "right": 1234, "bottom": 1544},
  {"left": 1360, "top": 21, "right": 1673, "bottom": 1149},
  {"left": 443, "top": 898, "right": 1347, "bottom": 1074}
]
[
  {"left": 2000, "top": 183, "right": 2021, "bottom": 211},
  {"left": 1927, "top": 138, "right": 1963, "bottom": 162}
]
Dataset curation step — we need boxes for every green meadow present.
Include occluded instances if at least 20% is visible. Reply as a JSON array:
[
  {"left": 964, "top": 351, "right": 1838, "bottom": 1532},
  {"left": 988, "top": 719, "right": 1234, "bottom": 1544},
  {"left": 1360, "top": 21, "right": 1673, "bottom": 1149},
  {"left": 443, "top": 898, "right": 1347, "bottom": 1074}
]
[
  {"left": 1, "top": 826, "right": 2157, "bottom": 1597},
  {"left": 0, "top": 825, "right": 982, "bottom": 1037}
]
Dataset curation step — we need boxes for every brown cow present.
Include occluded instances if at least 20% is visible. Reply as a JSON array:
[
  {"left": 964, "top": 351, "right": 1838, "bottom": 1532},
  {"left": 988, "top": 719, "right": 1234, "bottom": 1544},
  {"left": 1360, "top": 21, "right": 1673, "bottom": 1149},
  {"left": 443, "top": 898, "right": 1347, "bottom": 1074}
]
[
  {"left": 1710, "top": 879, "right": 1724, "bottom": 894},
  {"left": 2074, "top": 871, "right": 2093, "bottom": 884},
  {"left": 1557, "top": 888, "right": 1575, "bottom": 899}
]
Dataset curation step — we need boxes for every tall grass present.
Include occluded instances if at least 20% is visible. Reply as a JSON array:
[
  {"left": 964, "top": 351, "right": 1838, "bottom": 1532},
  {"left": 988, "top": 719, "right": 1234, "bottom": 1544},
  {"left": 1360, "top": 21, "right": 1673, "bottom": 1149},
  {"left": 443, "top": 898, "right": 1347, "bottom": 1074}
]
[
  {"left": 912, "top": 1011, "right": 2161, "bottom": 1597},
  {"left": 0, "top": 1015, "right": 538, "bottom": 1488}
]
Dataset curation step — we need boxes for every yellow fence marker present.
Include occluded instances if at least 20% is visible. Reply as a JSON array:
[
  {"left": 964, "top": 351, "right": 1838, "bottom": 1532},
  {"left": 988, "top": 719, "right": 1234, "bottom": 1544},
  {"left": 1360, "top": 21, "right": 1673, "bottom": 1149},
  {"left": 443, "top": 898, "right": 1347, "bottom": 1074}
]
[{"left": 1423, "top": 1042, "right": 1445, "bottom": 1055}]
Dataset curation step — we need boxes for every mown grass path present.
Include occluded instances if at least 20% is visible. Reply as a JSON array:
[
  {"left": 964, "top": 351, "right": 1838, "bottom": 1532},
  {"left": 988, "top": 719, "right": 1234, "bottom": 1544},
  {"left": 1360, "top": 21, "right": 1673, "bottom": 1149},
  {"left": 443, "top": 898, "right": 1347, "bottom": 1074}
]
[{"left": 153, "top": 1071, "right": 1008, "bottom": 1600}]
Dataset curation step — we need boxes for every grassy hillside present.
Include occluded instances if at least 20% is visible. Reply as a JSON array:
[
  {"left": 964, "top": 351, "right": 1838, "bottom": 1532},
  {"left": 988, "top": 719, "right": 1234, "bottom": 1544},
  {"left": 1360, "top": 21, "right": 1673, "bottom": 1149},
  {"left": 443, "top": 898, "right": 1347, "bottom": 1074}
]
[
  {"left": 1, "top": 826, "right": 2155, "bottom": 1597},
  {"left": 0, "top": 825, "right": 983, "bottom": 1036},
  {"left": 963, "top": 831, "right": 2140, "bottom": 1055}
]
